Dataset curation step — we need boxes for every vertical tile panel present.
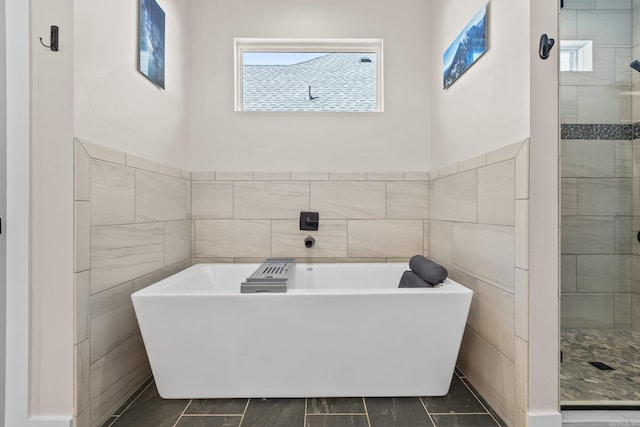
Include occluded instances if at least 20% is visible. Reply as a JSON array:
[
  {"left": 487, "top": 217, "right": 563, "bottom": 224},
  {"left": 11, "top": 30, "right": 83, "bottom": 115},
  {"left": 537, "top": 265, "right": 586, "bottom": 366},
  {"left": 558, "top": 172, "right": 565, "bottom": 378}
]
[
  {"left": 75, "top": 139, "right": 91, "bottom": 201},
  {"left": 515, "top": 268, "right": 529, "bottom": 341},
  {"left": 89, "top": 282, "right": 135, "bottom": 363},
  {"left": 477, "top": 281, "right": 515, "bottom": 361},
  {"left": 386, "top": 181, "right": 429, "bottom": 219},
  {"left": 615, "top": 216, "right": 632, "bottom": 254},
  {"left": 90, "top": 223, "right": 165, "bottom": 294},
  {"left": 478, "top": 160, "right": 515, "bottom": 226},
  {"left": 136, "top": 170, "right": 187, "bottom": 222},
  {"left": 561, "top": 178, "right": 578, "bottom": 216},
  {"left": 452, "top": 223, "right": 515, "bottom": 293},
  {"left": 90, "top": 160, "right": 135, "bottom": 226},
  {"left": 348, "top": 220, "right": 423, "bottom": 258},
  {"left": 234, "top": 181, "right": 309, "bottom": 219},
  {"left": 515, "top": 200, "right": 530, "bottom": 270},
  {"left": 164, "top": 220, "right": 191, "bottom": 266},
  {"left": 515, "top": 140, "right": 529, "bottom": 200},
  {"left": 75, "top": 201, "right": 91, "bottom": 272},
  {"left": 616, "top": 140, "right": 633, "bottom": 178},
  {"left": 310, "top": 181, "right": 385, "bottom": 219},
  {"left": 561, "top": 255, "right": 578, "bottom": 293},
  {"left": 75, "top": 339, "right": 90, "bottom": 416},
  {"left": 191, "top": 181, "right": 233, "bottom": 218},
  {"left": 560, "top": 86, "right": 578, "bottom": 124},
  {"left": 431, "top": 170, "right": 477, "bottom": 222},
  {"left": 75, "top": 270, "right": 90, "bottom": 344},
  {"left": 194, "top": 219, "right": 271, "bottom": 258}
]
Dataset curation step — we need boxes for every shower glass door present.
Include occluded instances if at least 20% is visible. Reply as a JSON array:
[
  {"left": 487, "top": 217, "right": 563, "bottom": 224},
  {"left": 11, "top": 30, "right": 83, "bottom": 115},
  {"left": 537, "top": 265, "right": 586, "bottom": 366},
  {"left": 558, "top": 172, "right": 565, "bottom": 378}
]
[{"left": 560, "top": 0, "right": 640, "bottom": 406}]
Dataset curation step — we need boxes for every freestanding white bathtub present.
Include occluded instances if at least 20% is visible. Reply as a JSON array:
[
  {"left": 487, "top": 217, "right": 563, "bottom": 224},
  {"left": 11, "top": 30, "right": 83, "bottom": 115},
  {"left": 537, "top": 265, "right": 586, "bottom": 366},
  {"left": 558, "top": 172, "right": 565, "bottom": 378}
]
[{"left": 132, "top": 263, "right": 473, "bottom": 399}]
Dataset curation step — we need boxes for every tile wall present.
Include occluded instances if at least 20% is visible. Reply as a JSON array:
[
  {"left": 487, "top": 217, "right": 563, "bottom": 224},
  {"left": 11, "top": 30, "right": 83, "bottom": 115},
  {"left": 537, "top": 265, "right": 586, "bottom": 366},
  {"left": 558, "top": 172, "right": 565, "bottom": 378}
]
[
  {"left": 191, "top": 171, "right": 429, "bottom": 263},
  {"left": 561, "top": 139, "right": 634, "bottom": 329},
  {"left": 428, "top": 140, "right": 530, "bottom": 427},
  {"left": 73, "top": 139, "right": 192, "bottom": 427},
  {"left": 634, "top": 140, "right": 640, "bottom": 328},
  {"left": 75, "top": 139, "right": 527, "bottom": 427}
]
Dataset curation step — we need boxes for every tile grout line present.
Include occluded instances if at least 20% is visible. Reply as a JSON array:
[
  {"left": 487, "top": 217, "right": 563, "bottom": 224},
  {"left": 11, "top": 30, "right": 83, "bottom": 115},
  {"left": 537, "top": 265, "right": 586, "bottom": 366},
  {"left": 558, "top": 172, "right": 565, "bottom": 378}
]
[
  {"left": 170, "top": 398, "right": 193, "bottom": 427},
  {"left": 239, "top": 398, "right": 250, "bottom": 426},
  {"left": 418, "top": 396, "right": 436, "bottom": 427},
  {"left": 459, "top": 379, "right": 502, "bottom": 426},
  {"left": 116, "top": 379, "right": 155, "bottom": 420},
  {"left": 362, "top": 397, "right": 372, "bottom": 427}
]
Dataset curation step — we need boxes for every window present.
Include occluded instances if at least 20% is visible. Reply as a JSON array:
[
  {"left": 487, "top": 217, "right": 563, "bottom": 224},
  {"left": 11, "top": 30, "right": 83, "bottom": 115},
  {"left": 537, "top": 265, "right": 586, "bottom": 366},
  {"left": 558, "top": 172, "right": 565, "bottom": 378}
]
[
  {"left": 234, "top": 39, "right": 384, "bottom": 112},
  {"left": 560, "top": 40, "right": 593, "bottom": 72}
]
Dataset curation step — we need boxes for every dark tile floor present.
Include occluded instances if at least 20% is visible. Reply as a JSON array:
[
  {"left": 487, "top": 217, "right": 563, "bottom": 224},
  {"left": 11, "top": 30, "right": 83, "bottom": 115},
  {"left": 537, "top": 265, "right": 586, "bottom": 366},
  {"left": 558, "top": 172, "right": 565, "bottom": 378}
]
[{"left": 102, "top": 371, "right": 506, "bottom": 427}]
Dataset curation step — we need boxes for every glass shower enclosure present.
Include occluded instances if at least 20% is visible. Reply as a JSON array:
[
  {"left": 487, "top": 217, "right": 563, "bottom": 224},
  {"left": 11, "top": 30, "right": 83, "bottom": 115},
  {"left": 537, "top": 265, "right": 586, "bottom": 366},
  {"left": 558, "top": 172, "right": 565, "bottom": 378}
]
[{"left": 560, "top": 0, "right": 640, "bottom": 406}]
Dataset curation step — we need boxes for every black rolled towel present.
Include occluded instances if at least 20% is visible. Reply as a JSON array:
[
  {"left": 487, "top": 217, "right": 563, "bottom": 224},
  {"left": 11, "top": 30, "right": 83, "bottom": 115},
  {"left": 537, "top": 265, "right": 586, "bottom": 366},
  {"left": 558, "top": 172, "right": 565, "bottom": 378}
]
[
  {"left": 409, "top": 255, "right": 448, "bottom": 285},
  {"left": 398, "top": 270, "right": 432, "bottom": 288}
]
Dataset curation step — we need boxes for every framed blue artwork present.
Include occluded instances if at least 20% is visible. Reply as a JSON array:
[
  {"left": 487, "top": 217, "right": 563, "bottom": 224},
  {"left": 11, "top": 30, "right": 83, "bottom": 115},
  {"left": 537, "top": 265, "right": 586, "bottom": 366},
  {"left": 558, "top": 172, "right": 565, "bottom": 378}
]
[
  {"left": 443, "top": 3, "right": 488, "bottom": 90},
  {"left": 139, "top": 0, "right": 165, "bottom": 89}
]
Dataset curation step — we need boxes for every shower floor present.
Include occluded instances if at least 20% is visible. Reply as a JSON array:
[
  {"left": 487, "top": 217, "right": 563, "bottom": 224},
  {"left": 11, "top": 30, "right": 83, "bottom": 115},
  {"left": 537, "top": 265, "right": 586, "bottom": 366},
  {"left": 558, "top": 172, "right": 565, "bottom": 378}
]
[{"left": 561, "top": 329, "right": 640, "bottom": 406}]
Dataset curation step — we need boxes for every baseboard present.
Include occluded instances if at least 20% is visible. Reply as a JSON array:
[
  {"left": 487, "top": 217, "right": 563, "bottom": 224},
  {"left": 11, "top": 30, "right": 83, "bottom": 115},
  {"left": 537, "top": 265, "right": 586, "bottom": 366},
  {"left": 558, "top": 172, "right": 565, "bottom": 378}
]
[
  {"left": 528, "top": 411, "right": 563, "bottom": 427},
  {"left": 27, "top": 416, "right": 73, "bottom": 427}
]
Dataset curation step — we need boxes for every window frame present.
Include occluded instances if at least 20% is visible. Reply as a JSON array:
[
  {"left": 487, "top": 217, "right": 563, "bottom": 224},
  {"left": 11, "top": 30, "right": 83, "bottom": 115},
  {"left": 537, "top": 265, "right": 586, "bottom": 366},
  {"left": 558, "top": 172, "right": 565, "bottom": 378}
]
[{"left": 234, "top": 38, "right": 384, "bottom": 112}]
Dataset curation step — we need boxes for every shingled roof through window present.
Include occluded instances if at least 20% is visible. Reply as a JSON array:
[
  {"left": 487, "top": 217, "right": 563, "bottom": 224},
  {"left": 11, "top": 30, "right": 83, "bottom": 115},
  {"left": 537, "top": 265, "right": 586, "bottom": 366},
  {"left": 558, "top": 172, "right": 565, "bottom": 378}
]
[{"left": 242, "top": 53, "right": 377, "bottom": 112}]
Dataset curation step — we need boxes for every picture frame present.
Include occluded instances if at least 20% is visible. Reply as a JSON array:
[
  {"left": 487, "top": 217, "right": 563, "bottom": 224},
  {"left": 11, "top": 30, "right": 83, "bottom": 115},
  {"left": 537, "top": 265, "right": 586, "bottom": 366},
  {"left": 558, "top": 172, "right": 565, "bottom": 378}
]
[
  {"left": 139, "top": 0, "right": 165, "bottom": 89},
  {"left": 443, "top": 3, "right": 488, "bottom": 90}
]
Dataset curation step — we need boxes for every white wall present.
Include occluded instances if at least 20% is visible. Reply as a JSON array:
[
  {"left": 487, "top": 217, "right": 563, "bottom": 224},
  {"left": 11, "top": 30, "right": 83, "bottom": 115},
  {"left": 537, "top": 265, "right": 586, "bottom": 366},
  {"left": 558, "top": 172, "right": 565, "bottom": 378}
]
[
  {"left": 187, "top": 0, "right": 431, "bottom": 172},
  {"left": 429, "top": 0, "right": 530, "bottom": 170},
  {"left": 30, "top": 0, "right": 74, "bottom": 420},
  {"left": 74, "top": 0, "right": 190, "bottom": 169}
]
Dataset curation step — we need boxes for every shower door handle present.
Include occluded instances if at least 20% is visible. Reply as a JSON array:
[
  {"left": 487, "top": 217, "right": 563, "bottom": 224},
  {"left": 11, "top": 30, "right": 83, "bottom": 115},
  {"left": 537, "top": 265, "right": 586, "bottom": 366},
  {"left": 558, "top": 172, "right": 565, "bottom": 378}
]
[{"left": 539, "top": 34, "right": 555, "bottom": 60}]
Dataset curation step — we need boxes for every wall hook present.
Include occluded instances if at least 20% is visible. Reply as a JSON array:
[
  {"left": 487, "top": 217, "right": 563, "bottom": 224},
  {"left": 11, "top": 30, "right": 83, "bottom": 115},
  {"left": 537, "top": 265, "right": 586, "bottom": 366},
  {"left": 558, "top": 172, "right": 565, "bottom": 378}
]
[
  {"left": 39, "top": 26, "right": 58, "bottom": 51},
  {"left": 539, "top": 33, "right": 554, "bottom": 60}
]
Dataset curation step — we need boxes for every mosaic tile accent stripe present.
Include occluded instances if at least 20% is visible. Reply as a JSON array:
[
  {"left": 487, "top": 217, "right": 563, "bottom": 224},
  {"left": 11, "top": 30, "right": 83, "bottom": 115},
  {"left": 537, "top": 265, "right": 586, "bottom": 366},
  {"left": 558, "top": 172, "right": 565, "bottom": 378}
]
[{"left": 561, "top": 124, "right": 633, "bottom": 141}]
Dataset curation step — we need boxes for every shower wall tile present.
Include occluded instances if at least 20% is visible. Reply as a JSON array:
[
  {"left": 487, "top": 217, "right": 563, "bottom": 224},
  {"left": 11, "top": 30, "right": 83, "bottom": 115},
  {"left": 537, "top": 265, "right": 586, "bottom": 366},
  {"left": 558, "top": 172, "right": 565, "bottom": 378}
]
[
  {"left": 577, "top": 85, "right": 632, "bottom": 124},
  {"left": 616, "top": 140, "right": 633, "bottom": 177},
  {"left": 478, "top": 160, "right": 515, "bottom": 226},
  {"left": 561, "top": 9, "right": 578, "bottom": 39},
  {"left": 562, "top": 140, "right": 616, "bottom": 178},
  {"left": 90, "top": 160, "right": 135, "bottom": 226},
  {"left": 75, "top": 201, "right": 91, "bottom": 272},
  {"left": 126, "top": 153, "right": 158, "bottom": 173},
  {"left": 135, "top": 170, "right": 187, "bottom": 222},
  {"left": 633, "top": 292, "right": 640, "bottom": 330},
  {"left": 457, "top": 328, "right": 515, "bottom": 427},
  {"left": 310, "top": 181, "right": 385, "bottom": 219},
  {"left": 89, "top": 282, "right": 135, "bottom": 363},
  {"left": 234, "top": 181, "right": 309, "bottom": 219},
  {"left": 271, "top": 220, "right": 347, "bottom": 258},
  {"left": 165, "top": 221, "right": 191, "bottom": 266},
  {"left": 576, "top": 254, "right": 632, "bottom": 292},
  {"left": 90, "top": 335, "right": 150, "bottom": 427},
  {"left": 614, "top": 293, "right": 632, "bottom": 329},
  {"left": 615, "top": 216, "right": 633, "bottom": 253},
  {"left": 633, "top": 177, "right": 640, "bottom": 216},
  {"left": 431, "top": 170, "right": 477, "bottom": 222},
  {"left": 564, "top": 0, "right": 596, "bottom": 9},
  {"left": 328, "top": 172, "right": 366, "bottom": 181},
  {"left": 191, "top": 181, "right": 233, "bottom": 219},
  {"left": 633, "top": 217, "right": 640, "bottom": 255},
  {"left": 452, "top": 223, "right": 515, "bottom": 293},
  {"left": 348, "top": 220, "right": 423, "bottom": 258},
  {"left": 90, "top": 223, "right": 165, "bottom": 294},
  {"left": 561, "top": 216, "right": 615, "bottom": 254},
  {"left": 560, "top": 86, "right": 578, "bottom": 124},
  {"left": 428, "top": 220, "right": 453, "bottom": 266},
  {"left": 633, "top": 140, "right": 640, "bottom": 177},
  {"left": 75, "top": 271, "right": 90, "bottom": 344},
  {"left": 386, "top": 181, "right": 429, "bottom": 219},
  {"left": 576, "top": 10, "right": 632, "bottom": 47},
  {"left": 634, "top": 255, "right": 640, "bottom": 293},
  {"left": 477, "top": 280, "right": 515, "bottom": 361},
  {"left": 194, "top": 219, "right": 270, "bottom": 258},
  {"left": 561, "top": 48, "right": 616, "bottom": 86},
  {"left": 562, "top": 178, "right": 578, "bottom": 216},
  {"left": 562, "top": 255, "right": 578, "bottom": 293},
  {"left": 616, "top": 48, "right": 633, "bottom": 84},
  {"left": 75, "top": 339, "right": 90, "bottom": 416},
  {"left": 577, "top": 178, "right": 632, "bottom": 215},
  {"left": 515, "top": 268, "right": 529, "bottom": 341},
  {"left": 596, "top": 0, "right": 631, "bottom": 9},
  {"left": 561, "top": 293, "right": 615, "bottom": 329},
  {"left": 75, "top": 140, "right": 91, "bottom": 201}
]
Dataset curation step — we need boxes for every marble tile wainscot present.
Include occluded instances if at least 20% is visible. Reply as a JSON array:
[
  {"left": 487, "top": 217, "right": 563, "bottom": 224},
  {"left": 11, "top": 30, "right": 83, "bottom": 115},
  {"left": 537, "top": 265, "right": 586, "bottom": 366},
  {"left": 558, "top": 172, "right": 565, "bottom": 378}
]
[{"left": 74, "top": 139, "right": 192, "bottom": 427}]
